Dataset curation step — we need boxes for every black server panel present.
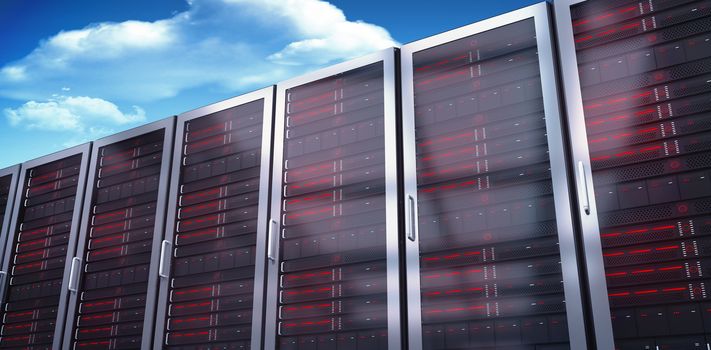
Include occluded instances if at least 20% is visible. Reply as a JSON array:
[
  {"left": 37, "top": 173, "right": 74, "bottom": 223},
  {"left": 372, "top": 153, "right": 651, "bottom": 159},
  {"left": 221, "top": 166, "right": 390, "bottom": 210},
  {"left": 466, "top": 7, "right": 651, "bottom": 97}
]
[
  {"left": 0, "top": 175, "right": 13, "bottom": 236},
  {"left": 0, "top": 153, "right": 86, "bottom": 349},
  {"left": 275, "top": 62, "right": 390, "bottom": 349},
  {"left": 570, "top": 0, "right": 711, "bottom": 348},
  {"left": 0, "top": 168, "right": 18, "bottom": 250},
  {"left": 160, "top": 98, "right": 268, "bottom": 349},
  {"left": 410, "top": 19, "right": 571, "bottom": 349},
  {"left": 68, "top": 127, "right": 170, "bottom": 349}
]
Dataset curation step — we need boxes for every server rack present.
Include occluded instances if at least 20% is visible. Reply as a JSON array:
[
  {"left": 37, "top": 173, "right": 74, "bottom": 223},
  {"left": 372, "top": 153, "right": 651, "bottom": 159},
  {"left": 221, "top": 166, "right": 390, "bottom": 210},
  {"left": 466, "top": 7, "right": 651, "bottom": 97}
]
[
  {"left": 0, "top": 164, "right": 21, "bottom": 268},
  {"left": 0, "top": 144, "right": 91, "bottom": 349},
  {"left": 153, "top": 87, "right": 275, "bottom": 350},
  {"left": 401, "top": 3, "right": 589, "bottom": 349},
  {"left": 263, "top": 48, "right": 402, "bottom": 350},
  {"left": 62, "top": 118, "right": 175, "bottom": 350},
  {"left": 555, "top": 0, "right": 711, "bottom": 349}
]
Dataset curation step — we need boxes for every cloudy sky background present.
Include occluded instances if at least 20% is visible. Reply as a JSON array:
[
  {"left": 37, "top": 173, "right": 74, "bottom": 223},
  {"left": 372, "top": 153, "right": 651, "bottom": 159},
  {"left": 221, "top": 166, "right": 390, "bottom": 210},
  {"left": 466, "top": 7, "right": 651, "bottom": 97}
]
[{"left": 0, "top": 0, "right": 537, "bottom": 167}]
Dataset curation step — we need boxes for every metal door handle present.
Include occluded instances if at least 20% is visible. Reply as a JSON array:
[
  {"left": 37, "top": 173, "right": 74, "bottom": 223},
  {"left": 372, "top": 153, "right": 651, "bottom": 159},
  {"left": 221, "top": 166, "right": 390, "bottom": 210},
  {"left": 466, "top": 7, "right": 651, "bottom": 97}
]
[
  {"left": 68, "top": 257, "right": 81, "bottom": 292},
  {"left": 267, "top": 219, "right": 277, "bottom": 261},
  {"left": 407, "top": 194, "right": 417, "bottom": 241},
  {"left": 159, "top": 240, "right": 171, "bottom": 278},
  {"left": 577, "top": 161, "right": 591, "bottom": 215}
]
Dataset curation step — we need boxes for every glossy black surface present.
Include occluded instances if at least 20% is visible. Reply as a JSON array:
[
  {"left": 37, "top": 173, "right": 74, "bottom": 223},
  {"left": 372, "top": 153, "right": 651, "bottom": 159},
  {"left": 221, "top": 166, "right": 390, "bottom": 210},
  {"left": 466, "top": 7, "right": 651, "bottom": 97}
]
[
  {"left": 571, "top": 0, "right": 711, "bottom": 348},
  {"left": 0, "top": 155, "right": 82, "bottom": 349},
  {"left": 277, "top": 63, "right": 389, "bottom": 350},
  {"left": 163, "top": 100, "right": 265, "bottom": 349},
  {"left": 412, "top": 19, "right": 571, "bottom": 350},
  {"left": 71, "top": 131, "right": 165, "bottom": 349}
]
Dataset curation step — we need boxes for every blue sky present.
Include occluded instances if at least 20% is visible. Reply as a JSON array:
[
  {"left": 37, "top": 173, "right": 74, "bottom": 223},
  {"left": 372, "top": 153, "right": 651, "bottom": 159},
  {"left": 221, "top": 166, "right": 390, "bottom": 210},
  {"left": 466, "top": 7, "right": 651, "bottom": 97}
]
[{"left": 0, "top": 0, "right": 538, "bottom": 168}]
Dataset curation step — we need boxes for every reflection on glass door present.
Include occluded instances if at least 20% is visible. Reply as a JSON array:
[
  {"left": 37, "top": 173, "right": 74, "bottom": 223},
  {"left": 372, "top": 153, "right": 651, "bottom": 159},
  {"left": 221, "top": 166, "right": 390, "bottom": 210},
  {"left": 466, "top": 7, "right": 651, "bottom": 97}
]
[
  {"left": 407, "top": 16, "right": 578, "bottom": 350},
  {"left": 270, "top": 59, "right": 397, "bottom": 350},
  {"left": 568, "top": 0, "right": 711, "bottom": 348}
]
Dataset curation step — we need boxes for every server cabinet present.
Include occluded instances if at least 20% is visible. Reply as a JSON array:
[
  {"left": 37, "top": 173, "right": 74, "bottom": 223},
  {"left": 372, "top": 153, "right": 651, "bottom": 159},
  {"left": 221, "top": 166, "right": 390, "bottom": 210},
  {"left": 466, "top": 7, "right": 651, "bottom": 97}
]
[
  {"left": 0, "top": 144, "right": 91, "bottom": 349},
  {"left": 153, "top": 87, "right": 275, "bottom": 349},
  {"left": 0, "top": 164, "right": 21, "bottom": 267},
  {"left": 62, "top": 119, "right": 175, "bottom": 350},
  {"left": 263, "top": 48, "right": 402, "bottom": 350},
  {"left": 401, "top": 3, "right": 589, "bottom": 350},
  {"left": 555, "top": 0, "right": 711, "bottom": 349}
]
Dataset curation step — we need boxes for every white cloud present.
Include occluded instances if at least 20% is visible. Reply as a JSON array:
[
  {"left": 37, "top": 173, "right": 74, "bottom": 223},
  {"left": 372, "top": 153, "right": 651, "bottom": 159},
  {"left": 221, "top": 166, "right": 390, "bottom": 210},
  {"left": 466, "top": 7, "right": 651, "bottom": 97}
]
[
  {"left": 1, "top": 66, "right": 27, "bottom": 81},
  {"left": 0, "top": 0, "right": 397, "bottom": 103},
  {"left": 228, "top": 0, "right": 396, "bottom": 65},
  {"left": 5, "top": 95, "right": 145, "bottom": 134}
]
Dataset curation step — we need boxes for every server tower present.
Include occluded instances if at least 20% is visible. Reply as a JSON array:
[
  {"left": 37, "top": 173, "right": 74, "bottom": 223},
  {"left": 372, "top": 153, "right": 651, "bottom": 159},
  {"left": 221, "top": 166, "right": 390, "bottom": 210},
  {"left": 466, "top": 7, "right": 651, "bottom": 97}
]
[
  {"left": 400, "top": 3, "right": 589, "bottom": 350},
  {"left": 263, "top": 48, "right": 402, "bottom": 350},
  {"left": 0, "top": 144, "right": 91, "bottom": 349},
  {"left": 152, "top": 87, "right": 275, "bottom": 350},
  {"left": 62, "top": 119, "right": 175, "bottom": 350},
  {"left": 555, "top": 0, "right": 711, "bottom": 349},
  {"left": 0, "top": 165, "right": 21, "bottom": 266}
]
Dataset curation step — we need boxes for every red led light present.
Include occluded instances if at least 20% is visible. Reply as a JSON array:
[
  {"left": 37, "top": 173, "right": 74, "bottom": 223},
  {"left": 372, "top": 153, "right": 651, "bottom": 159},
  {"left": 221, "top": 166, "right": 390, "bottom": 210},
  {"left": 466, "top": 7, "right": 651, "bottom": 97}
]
[
  {"left": 425, "top": 304, "right": 485, "bottom": 314},
  {"left": 178, "top": 227, "right": 218, "bottom": 240},
  {"left": 423, "top": 251, "right": 481, "bottom": 262},
  {"left": 291, "top": 91, "right": 334, "bottom": 108},
  {"left": 102, "top": 160, "right": 133, "bottom": 174},
  {"left": 78, "top": 341, "right": 111, "bottom": 347},
  {"left": 31, "top": 171, "right": 60, "bottom": 183},
  {"left": 287, "top": 163, "right": 333, "bottom": 179},
  {"left": 285, "top": 270, "right": 333, "bottom": 281},
  {"left": 608, "top": 285, "right": 689, "bottom": 298},
  {"left": 416, "top": 54, "right": 469, "bottom": 73},
  {"left": 83, "top": 300, "right": 116, "bottom": 308},
  {"left": 170, "top": 331, "right": 210, "bottom": 337},
  {"left": 417, "top": 132, "right": 474, "bottom": 147},
  {"left": 171, "top": 316, "right": 210, "bottom": 323},
  {"left": 181, "top": 200, "right": 219, "bottom": 214},
  {"left": 282, "top": 303, "right": 332, "bottom": 312},
  {"left": 174, "top": 287, "right": 212, "bottom": 296},
  {"left": 287, "top": 192, "right": 333, "bottom": 205},
  {"left": 290, "top": 105, "right": 334, "bottom": 124},
  {"left": 181, "top": 188, "right": 220, "bottom": 203},
  {"left": 173, "top": 301, "right": 211, "bottom": 310},
  {"left": 102, "top": 149, "right": 135, "bottom": 163},
  {"left": 284, "top": 287, "right": 332, "bottom": 296},
  {"left": 584, "top": 90, "right": 654, "bottom": 111},
  {"left": 78, "top": 327, "right": 112, "bottom": 334},
  {"left": 92, "top": 221, "right": 125, "bottom": 234},
  {"left": 94, "top": 209, "right": 127, "bottom": 222},
  {"left": 188, "top": 123, "right": 227, "bottom": 139},
  {"left": 288, "top": 177, "right": 332, "bottom": 190},
  {"left": 80, "top": 313, "right": 113, "bottom": 321},
  {"left": 600, "top": 224, "right": 676, "bottom": 239},
  {"left": 286, "top": 206, "right": 332, "bottom": 219},
  {"left": 416, "top": 69, "right": 469, "bottom": 87},
  {"left": 420, "top": 179, "right": 479, "bottom": 194}
]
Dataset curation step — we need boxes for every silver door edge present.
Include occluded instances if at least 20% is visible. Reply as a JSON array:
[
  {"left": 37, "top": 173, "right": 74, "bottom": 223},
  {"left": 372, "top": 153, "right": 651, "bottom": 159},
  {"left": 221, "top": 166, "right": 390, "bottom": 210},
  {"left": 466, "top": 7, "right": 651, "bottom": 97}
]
[
  {"left": 0, "top": 142, "right": 91, "bottom": 350},
  {"left": 264, "top": 47, "right": 402, "bottom": 350},
  {"left": 61, "top": 117, "right": 176, "bottom": 350},
  {"left": 401, "top": 2, "right": 590, "bottom": 348},
  {"left": 0, "top": 164, "right": 21, "bottom": 274},
  {"left": 553, "top": 0, "right": 615, "bottom": 349},
  {"left": 152, "top": 86, "right": 276, "bottom": 350}
]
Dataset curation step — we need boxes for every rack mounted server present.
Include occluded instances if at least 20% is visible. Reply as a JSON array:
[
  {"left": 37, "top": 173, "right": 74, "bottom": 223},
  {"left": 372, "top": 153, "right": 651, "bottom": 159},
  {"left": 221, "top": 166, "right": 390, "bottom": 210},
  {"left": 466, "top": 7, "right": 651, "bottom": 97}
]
[{"left": 0, "top": 1, "right": 709, "bottom": 349}]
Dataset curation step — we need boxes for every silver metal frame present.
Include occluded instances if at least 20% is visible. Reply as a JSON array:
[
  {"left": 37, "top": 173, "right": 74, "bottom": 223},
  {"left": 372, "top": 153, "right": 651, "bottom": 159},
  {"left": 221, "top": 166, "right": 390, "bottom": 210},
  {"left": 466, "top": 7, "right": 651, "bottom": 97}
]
[
  {"left": 62, "top": 118, "right": 175, "bottom": 350},
  {"left": 0, "top": 143, "right": 92, "bottom": 350},
  {"left": 263, "top": 47, "right": 402, "bottom": 350},
  {"left": 554, "top": 0, "right": 619, "bottom": 349},
  {"left": 0, "top": 164, "right": 21, "bottom": 273},
  {"left": 152, "top": 87, "right": 275, "bottom": 350},
  {"left": 400, "top": 3, "right": 590, "bottom": 349}
]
